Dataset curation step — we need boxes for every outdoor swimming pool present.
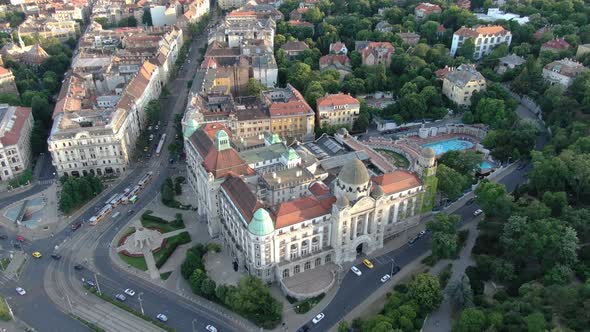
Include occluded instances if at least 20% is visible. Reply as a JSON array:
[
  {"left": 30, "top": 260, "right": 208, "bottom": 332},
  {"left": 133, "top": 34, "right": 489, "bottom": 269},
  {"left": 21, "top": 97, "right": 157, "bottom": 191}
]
[
  {"left": 480, "top": 161, "right": 494, "bottom": 169},
  {"left": 421, "top": 138, "right": 474, "bottom": 156}
]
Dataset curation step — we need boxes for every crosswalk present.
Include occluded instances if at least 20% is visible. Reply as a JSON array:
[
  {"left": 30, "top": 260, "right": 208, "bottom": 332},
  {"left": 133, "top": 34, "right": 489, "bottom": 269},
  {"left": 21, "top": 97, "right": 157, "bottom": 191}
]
[{"left": 38, "top": 179, "right": 54, "bottom": 185}]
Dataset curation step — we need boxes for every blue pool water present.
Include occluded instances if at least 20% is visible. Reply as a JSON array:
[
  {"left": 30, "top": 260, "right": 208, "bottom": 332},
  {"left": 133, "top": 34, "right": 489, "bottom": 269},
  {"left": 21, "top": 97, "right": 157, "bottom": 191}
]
[
  {"left": 422, "top": 138, "right": 474, "bottom": 155},
  {"left": 480, "top": 161, "right": 494, "bottom": 169}
]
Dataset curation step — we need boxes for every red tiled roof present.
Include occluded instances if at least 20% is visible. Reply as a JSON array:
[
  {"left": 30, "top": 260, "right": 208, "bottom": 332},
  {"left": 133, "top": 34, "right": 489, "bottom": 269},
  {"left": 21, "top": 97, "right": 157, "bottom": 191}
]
[
  {"left": 288, "top": 20, "right": 314, "bottom": 28},
  {"left": 330, "top": 42, "right": 346, "bottom": 52},
  {"left": 228, "top": 10, "right": 256, "bottom": 16},
  {"left": 319, "top": 54, "right": 350, "bottom": 66},
  {"left": 372, "top": 170, "right": 421, "bottom": 195},
  {"left": 268, "top": 85, "right": 313, "bottom": 117},
  {"left": 317, "top": 93, "right": 359, "bottom": 108},
  {"left": 0, "top": 107, "right": 31, "bottom": 146},
  {"left": 274, "top": 195, "right": 335, "bottom": 229},
  {"left": 0, "top": 66, "right": 11, "bottom": 76},
  {"left": 309, "top": 182, "right": 330, "bottom": 197},
  {"left": 361, "top": 42, "right": 395, "bottom": 60},
  {"left": 542, "top": 38, "right": 571, "bottom": 50},
  {"left": 435, "top": 66, "right": 452, "bottom": 79},
  {"left": 221, "top": 175, "right": 261, "bottom": 222},
  {"left": 437, "top": 24, "right": 446, "bottom": 33},
  {"left": 415, "top": 3, "right": 442, "bottom": 15}
]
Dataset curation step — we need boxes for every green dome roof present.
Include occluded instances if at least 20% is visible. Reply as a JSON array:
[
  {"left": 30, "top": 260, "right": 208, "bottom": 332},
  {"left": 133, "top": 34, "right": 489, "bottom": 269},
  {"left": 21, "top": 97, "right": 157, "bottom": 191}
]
[
  {"left": 268, "top": 133, "right": 282, "bottom": 145},
  {"left": 248, "top": 208, "right": 274, "bottom": 236},
  {"left": 183, "top": 119, "right": 200, "bottom": 138},
  {"left": 285, "top": 148, "right": 300, "bottom": 161}
]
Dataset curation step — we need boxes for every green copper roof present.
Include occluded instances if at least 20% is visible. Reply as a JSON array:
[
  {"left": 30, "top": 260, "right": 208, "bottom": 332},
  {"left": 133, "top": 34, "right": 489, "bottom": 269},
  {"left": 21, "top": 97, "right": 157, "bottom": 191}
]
[
  {"left": 268, "top": 133, "right": 282, "bottom": 145},
  {"left": 215, "top": 130, "right": 231, "bottom": 151},
  {"left": 183, "top": 119, "right": 200, "bottom": 138},
  {"left": 285, "top": 148, "right": 300, "bottom": 161},
  {"left": 248, "top": 208, "right": 274, "bottom": 236}
]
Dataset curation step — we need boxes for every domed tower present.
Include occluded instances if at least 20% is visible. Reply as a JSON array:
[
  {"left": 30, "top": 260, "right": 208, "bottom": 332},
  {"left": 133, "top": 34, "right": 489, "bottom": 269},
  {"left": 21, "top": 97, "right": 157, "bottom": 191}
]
[
  {"left": 247, "top": 208, "right": 275, "bottom": 281},
  {"left": 334, "top": 159, "right": 371, "bottom": 202},
  {"left": 416, "top": 147, "right": 436, "bottom": 178}
]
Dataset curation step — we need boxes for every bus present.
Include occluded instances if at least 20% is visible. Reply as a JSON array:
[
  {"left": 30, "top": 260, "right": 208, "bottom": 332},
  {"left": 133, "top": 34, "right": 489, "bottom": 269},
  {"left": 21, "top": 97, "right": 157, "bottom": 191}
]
[
  {"left": 111, "top": 193, "right": 126, "bottom": 207},
  {"left": 138, "top": 172, "right": 154, "bottom": 188},
  {"left": 129, "top": 195, "right": 138, "bottom": 204},
  {"left": 155, "top": 134, "right": 166, "bottom": 156},
  {"left": 90, "top": 204, "right": 113, "bottom": 225}
]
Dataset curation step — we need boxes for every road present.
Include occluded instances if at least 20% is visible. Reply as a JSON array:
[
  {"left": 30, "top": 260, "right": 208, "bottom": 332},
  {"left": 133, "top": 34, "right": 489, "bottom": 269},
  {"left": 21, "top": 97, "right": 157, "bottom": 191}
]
[
  {"left": 0, "top": 14, "right": 252, "bottom": 332},
  {"left": 301, "top": 105, "right": 551, "bottom": 331}
]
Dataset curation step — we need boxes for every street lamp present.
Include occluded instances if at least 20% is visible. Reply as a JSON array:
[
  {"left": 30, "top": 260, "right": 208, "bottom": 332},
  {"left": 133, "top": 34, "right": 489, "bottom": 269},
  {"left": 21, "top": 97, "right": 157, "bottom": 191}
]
[
  {"left": 192, "top": 319, "right": 198, "bottom": 332},
  {"left": 390, "top": 257, "right": 396, "bottom": 276},
  {"left": 138, "top": 292, "right": 145, "bottom": 316}
]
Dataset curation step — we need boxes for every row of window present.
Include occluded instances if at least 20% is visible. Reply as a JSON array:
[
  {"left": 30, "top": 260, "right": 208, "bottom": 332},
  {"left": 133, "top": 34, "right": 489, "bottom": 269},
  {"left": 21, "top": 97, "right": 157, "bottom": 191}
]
[{"left": 282, "top": 255, "right": 332, "bottom": 278}]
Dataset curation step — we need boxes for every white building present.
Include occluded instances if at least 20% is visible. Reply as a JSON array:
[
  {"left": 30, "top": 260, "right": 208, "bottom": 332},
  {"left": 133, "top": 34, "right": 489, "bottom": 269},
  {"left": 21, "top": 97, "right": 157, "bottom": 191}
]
[
  {"left": 0, "top": 105, "right": 33, "bottom": 181},
  {"left": 150, "top": 5, "right": 181, "bottom": 27},
  {"left": 218, "top": 0, "right": 248, "bottom": 10},
  {"left": 543, "top": 58, "right": 589, "bottom": 88},
  {"left": 450, "top": 25, "right": 512, "bottom": 60},
  {"left": 476, "top": 8, "right": 529, "bottom": 25}
]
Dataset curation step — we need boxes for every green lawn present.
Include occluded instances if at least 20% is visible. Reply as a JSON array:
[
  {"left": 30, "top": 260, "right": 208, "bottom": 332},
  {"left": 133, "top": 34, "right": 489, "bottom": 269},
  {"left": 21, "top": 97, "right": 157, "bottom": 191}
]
[
  {"left": 118, "top": 253, "right": 148, "bottom": 271},
  {"left": 0, "top": 258, "right": 11, "bottom": 271},
  {"left": 375, "top": 149, "right": 411, "bottom": 169},
  {"left": 141, "top": 219, "right": 183, "bottom": 233},
  {"left": 0, "top": 296, "right": 11, "bottom": 321}
]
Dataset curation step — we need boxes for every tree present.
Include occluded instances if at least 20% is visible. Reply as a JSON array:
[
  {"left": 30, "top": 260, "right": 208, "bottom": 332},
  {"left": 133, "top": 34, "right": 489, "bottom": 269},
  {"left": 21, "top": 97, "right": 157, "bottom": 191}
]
[
  {"left": 94, "top": 17, "right": 109, "bottom": 29},
  {"left": 406, "top": 273, "right": 443, "bottom": 312},
  {"left": 142, "top": 9, "right": 153, "bottom": 26},
  {"left": 303, "top": 7, "right": 324, "bottom": 24},
  {"left": 428, "top": 213, "right": 460, "bottom": 259},
  {"left": 304, "top": 81, "right": 325, "bottom": 109},
  {"left": 541, "top": 191, "right": 568, "bottom": 216},
  {"left": 456, "top": 39, "right": 475, "bottom": 61},
  {"left": 225, "top": 276, "right": 283, "bottom": 328},
  {"left": 118, "top": 16, "right": 138, "bottom": 27},
  {"left": 473, "top": 98, "right": 507, "bottom": 128},
  {"left": 475, "top": 180, "right": 512, "bottom": 217},
  {"left": 524, "top": 312, "right": 545, "bottom": 332},
  {"left": 337, "top": 321, "right": 350, "bottom": 332},
  {"left": 287, "top": 62, "right": 312, "bottom": 92},
  {"left": 436, "top": 164, "right": 468, "bottom": 201},
  {"left": 247, "top": 78, "right": 267, "bottom": 96},
  {"left": 448, "top": 275, "right": 474, "bottom": 309},
  {"left": 453, "top": 308, "right": 486, "bottom": 332},
  {"left": 145, "top": 100, "right": 161, "bottom": 125},
  {"left": 438, "top": 150, "right": 483, "bottom": 176}
]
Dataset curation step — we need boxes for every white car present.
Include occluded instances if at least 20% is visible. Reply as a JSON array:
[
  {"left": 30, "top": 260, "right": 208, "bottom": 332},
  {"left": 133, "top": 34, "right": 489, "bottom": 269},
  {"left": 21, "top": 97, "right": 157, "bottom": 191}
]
[
  {"left": 473, "top": 209, "right": 483, "bottom": 217},
  {"left": 16, "top": 287, "right": 26, "bottom": 296},
  {"left": 380, "top": 274, "right": 391, "bottom": 283},
  {"left": 124, "top": 288, "right": 135, "bottom": 296},
  {"left": 312, "top": 313, "right": 325, "bottom": 324},
  {"left": 350, "top": 266, "right": 362, "bottom": 276},
  {"left": 205, "top": 325, "right": 218, "bottom": 332},
  {"left": 418, "top": 230, "right": 427, "bottom": 238},
  {"left": 156, "top": 314, "right": 168, "bottom": 322}
]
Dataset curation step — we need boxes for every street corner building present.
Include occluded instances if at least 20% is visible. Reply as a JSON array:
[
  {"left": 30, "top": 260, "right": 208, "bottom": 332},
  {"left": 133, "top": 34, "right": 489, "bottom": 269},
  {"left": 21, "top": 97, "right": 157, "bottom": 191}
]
[
  {"left": 0, "top": 104, "right": 34, "bottom": 181},
  {"left": 184, "top": 123, "right": 438, "bottom": 299}
]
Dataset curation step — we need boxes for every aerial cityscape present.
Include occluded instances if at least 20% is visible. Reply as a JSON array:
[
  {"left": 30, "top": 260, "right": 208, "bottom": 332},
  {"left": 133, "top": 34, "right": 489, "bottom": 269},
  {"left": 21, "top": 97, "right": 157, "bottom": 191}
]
[{"left": 0, "top": 0, "right": 588, "bottom": 331}]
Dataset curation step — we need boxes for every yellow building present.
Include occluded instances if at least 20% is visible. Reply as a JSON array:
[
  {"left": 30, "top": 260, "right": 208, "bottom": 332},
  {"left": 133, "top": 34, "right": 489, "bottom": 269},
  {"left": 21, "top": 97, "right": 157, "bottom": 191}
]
[
  {"left": 264, "top": 84, "right": 315, "bottom": 142},
  {"left": 442, "top": 64, "right": 486, "bottom": 106},
  {"left": 316, "top": 93, "right": 360, "bottom": 129}
]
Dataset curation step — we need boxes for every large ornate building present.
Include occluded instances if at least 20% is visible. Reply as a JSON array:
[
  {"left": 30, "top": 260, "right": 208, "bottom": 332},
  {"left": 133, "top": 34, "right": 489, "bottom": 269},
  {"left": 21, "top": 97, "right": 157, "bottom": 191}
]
[{"left": 184, "top": 123, "right": 437, "bottom": 297}]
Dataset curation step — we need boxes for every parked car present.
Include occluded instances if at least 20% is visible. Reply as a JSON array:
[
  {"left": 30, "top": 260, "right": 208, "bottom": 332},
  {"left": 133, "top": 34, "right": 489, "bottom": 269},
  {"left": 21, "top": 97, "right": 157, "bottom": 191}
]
[
  {"left": 74, "top": 264, "right": 84, "bottom": 271},
  {"left": 16, "top": 287, "right": 26, "bottom": 296},
  {"left": 363, "top": 259, "right": 374, "bottom": 269},
  {"left": 408, "top": 237, "right": 418, "bottom": 245},
  {"left": 32, "top": 251, "right": 42, "bottom": 258},
  {"left": 473, "top": 209, "right": 483, "bottom": 217},
  {"left": 417, "top": 230, "right": 427, "bottom": 238},
  {"left": 296, "top": 325, "right": 310, "bottom": 332},
  {"left": 156, "top": 314, "right": 168, "bottom": 322},
  {"left": 466, "top": 198, "right": 476, "bottom": 205},
  {"left": 51, "top": 254, "right": 62, "bottom": 260},
  {"left": 350, "top": 266, "right": 362, "bottom": 276},
  {"left": 124, "top": 289, "right": 135, "bottom": 296},
  {"left": 391, "top": 266, "right": 401, "bottom": 275},
  {"left": 13, "top": 243, "right": 21, "bottom": 249},
  {"left": 85, "top": 280, "right": 96, "bottom": 288},
  {"left": 205, "top": 325, "right": 217, "bottom": 332},
  {"left": 312, "top": 313, "right": 325, "bottom": 324},
  {"left": 115, "top": 294, "right": 126, "bottom": 302},
  {"left": 380, "top": 274, "right": 391, "bottom": 283},
  {"left": 0, "top": 234, "right": 7, "bottom": 240},
  {"left": 71, "top": 222, "right": 82, "bottom": 231}
]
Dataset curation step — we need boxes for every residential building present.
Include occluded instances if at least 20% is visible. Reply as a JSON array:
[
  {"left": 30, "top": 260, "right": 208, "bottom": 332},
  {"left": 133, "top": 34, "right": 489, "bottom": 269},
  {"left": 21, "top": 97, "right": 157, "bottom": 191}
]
[
  {"left": 455, "top": 0, "right": 471, "bottom": 10},
  {"left": 288, "top": 20, "right": 314, "bottom": 31},
  {"left": 0, "top": 66, "right": 18, "bottom": 96},
  {"left": 316, "top": 93, "right": 360, "bottom": 129},
  {"left": 150, "top": 4, "right": 181, "bottom": 27},
  {"left": 264, "top": 84, "right": 315, "bottom": 142},
  {"left": 319, "top": 54, "right": 352, "bottom": 80},
  {"left": 357, "top": 42, "right": 395, "bottom": 66},
  {"left": 209, "top": 11, "right": 276, "bottom": 49},
  {"left": 476, "top": 8, "right": 529, "bottom": 25},
  {"left": 442, "top": 64, "right": 486, "bottom": 106},
  {"left": 414, "top": 3, "right": 441, "bottom": 19},
  {"left": 329, "top": 42, "right": 348, "bottom": 55},
  {"left": 218, "top": 0, "right": 248, "bottom": 10},
  {"left": 450, "top": 25, "right": 512, "bottom": 60},
  {"left": 289, "top": 7, "right": 308, "bottom": 21},
  {"left": 397, "top": 32, "right": 420, "bottom": 45},
  {"left": 375, "top": 21, "right": 393, "bottom": 33},
  {"left": 177, "top": 0, "right": 210, "bottom": 30},
  {"left": 541, "top": 38, "right": 571, "bottom": 54},
  {"left": 542, "top": 58, "right": 589, "bottom": 88},
  {"left": 281, "top": 41, "right": 309, "bottom": 60},
  {"left": 18, "top": 15, "right": 80, "bottom": 41},
  {"left": 496, "top": 53, "right": 525, "bottom": 74},
  {"left": 252, "top": 54, "right": 278, "bottom": 88},
  {"left": 0, "top": 104, "right": 33, "bottom": 181}
]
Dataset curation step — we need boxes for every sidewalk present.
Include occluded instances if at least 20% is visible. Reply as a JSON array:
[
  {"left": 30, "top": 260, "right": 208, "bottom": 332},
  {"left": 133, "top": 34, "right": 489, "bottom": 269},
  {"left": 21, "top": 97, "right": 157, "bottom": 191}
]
[{"left": 3, "top": 251, "right": 26, "bottom": 279}]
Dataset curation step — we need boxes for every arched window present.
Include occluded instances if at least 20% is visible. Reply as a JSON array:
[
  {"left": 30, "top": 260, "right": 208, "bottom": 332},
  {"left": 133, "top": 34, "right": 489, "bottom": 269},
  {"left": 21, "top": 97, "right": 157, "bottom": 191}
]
[
  {"left": 294, "top": 265, "right": 300, "bottom": 274},
  {"left": 283, "top": 269, "right": 289, "bottom": 278},
  {"left": 304, "top": 261, "right": 311, "bottom": 270},
  {"left": 315, "top": 258, "right": 322, "bottom": 267},
  {"left": 325, "top": 254, "right": 332, "bottom": 263}
]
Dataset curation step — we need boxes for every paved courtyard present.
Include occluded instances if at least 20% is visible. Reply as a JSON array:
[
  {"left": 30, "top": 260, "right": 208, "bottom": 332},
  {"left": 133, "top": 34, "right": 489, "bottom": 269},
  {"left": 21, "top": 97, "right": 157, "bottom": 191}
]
[
  {"left": 204, "top": 251, "right": 244, "bottom": 286},
  {"left": 281, "top": 264, "right": 337, "bottom": 298}
]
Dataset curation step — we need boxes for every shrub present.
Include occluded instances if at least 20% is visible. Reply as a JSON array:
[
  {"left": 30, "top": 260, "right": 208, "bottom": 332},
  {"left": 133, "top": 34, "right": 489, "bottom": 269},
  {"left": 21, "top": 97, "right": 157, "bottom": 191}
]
[
  {"left": 439, "top": 264, "right": 453, "bottom": 288},
  {"left": 155, "top": 231, "right": 191, "bottom": 268}
]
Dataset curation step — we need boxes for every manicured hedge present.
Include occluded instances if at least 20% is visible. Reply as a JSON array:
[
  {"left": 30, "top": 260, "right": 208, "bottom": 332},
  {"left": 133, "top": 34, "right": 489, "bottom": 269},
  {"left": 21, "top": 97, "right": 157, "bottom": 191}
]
[{"left": 155, "top": 232, "right": 191, "bottom": 268}]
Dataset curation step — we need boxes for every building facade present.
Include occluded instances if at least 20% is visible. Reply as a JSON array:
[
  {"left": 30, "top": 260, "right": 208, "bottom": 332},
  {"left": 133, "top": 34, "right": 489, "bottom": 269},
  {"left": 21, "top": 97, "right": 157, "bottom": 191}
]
[
  {"left": 542, "top": 58, "right": 589, "bottom": 88},
  {"left": 316, "top": 93, "right": 360, "bottom": 129},
  {"left": 0, "top": 66, "right": 18, "bottom": 96},
  {"left": 0, "top": 105, "right": 34, "bottom": 181},
  {"left": 442, "top": 64, "right": 486, "bottom": 106},
  {"left": 450, "top": 25, "right": 512, "bottom": 60}
]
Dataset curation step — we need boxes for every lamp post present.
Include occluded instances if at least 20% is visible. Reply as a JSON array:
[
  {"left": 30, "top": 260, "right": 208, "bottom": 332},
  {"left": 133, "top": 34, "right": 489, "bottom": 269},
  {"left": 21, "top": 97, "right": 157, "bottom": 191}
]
[
  {"left": 138, "top": 292, "right": 145, "bottom": 315},
  {"left": 191, "top": 319, "right": 198, "bottom": 332},
  {"left": 390, "top": 257, "right": 396, "bottom": 276}
]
